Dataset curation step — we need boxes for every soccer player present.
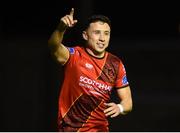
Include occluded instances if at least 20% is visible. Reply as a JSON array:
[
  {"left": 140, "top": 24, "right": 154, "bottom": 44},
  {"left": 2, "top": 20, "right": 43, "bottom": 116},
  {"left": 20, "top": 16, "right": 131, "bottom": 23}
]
[{"left": 48, "top": 8, "right": 133, "bottom": 132}]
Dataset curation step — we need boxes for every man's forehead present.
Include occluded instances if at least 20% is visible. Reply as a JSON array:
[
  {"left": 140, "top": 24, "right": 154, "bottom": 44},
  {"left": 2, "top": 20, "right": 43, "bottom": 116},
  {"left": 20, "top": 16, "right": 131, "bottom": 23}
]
[{"left": 89, "top": 21, "right": 110, "bottom": 30}]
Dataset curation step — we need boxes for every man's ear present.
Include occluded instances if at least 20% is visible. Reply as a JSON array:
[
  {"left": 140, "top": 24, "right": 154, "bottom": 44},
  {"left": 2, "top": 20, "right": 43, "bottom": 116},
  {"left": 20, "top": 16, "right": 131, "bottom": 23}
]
[{"left": 82, "top": 31, "right": 88, "bottom": 40}]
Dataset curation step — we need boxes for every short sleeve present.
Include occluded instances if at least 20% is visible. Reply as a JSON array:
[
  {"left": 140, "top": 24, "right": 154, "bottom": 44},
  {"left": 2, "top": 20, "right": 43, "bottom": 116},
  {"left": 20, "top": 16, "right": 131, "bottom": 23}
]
[
  {"left": 65, "top": 46, "right": 81, "bottom": 66},
  {"left": 115, "top": 61, "right": 129, "bottom": 88},
  {"left": 64, "top": 46, "right": 79, "bottom": 66}
]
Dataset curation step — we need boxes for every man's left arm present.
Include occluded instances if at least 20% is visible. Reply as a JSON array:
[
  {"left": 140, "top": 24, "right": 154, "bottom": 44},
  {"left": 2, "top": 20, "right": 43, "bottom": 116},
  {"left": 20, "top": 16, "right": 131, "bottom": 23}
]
[{"left": 104, "top": 86, "right": 133, "bottom": 118}]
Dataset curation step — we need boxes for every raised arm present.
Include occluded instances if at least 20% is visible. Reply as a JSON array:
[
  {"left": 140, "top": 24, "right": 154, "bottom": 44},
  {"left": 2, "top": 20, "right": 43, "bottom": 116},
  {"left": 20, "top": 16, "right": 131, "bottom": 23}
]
[{"left": 48, "top": 8, "right": 78, "bottom": 65}]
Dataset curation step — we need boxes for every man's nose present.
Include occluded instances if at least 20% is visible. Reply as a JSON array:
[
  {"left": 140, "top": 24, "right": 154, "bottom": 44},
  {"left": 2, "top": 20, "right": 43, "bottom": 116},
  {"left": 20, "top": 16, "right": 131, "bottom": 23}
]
[{"left": 99, "top": 34, "right": 105, "bottom": 41}]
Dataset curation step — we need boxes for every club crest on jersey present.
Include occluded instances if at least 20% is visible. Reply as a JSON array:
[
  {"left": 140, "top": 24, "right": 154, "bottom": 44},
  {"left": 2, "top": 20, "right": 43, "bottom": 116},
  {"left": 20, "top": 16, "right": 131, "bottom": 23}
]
[{"left": 85, "top": 63, "right": 93, "bottom": 69}]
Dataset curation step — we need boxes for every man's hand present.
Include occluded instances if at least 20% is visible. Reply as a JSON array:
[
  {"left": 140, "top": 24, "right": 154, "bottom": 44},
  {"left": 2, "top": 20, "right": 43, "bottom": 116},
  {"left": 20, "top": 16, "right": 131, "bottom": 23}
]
[
  {"left": 104, "top": 102, "right": 121, "bottom": 118},
  {"left": 59, "top": 8, "right": 78, "bottom": 30}
]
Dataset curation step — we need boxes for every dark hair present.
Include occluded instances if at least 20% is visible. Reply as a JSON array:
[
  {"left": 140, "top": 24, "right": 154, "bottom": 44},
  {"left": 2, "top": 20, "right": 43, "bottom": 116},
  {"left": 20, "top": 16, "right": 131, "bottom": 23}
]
[{"left": 83, "top": 15, "right": 111, "bottom": 30}]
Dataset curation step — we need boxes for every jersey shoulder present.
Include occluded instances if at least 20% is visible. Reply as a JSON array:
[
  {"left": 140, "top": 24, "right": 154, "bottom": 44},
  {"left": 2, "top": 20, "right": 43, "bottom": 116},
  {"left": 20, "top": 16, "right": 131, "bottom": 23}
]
[{"left": 107, "top": 52, "right": 122, "bottom": 64}]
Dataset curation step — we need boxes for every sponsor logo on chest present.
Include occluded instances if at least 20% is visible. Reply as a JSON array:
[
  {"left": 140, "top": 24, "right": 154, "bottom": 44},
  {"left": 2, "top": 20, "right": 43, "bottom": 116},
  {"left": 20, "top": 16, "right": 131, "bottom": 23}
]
[{"left": 79, "top": 76, "right": 112, "bottom": 95}]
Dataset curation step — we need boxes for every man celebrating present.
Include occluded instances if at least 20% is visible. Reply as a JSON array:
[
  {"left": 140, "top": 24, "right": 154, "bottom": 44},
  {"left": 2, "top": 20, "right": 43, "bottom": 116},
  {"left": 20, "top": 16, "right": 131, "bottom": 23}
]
[{"left": 48, "top": 8, "right": 133, "bottom": 132}]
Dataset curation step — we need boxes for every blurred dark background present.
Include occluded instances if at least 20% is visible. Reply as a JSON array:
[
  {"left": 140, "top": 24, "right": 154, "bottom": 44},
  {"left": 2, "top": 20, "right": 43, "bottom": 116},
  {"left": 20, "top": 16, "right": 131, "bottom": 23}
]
[{"left": 0, "top": 0, "right": 180, "bottom": 131}]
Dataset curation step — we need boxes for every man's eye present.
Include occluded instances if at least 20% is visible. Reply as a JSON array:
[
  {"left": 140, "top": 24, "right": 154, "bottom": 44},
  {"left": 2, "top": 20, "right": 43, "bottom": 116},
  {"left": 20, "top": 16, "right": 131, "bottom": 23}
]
[
  {"left": 94, "top": 31, "right": 100, "bottom": 34},
  {"left": 105, "top": 32, "right": 110, "bottom": 36}
]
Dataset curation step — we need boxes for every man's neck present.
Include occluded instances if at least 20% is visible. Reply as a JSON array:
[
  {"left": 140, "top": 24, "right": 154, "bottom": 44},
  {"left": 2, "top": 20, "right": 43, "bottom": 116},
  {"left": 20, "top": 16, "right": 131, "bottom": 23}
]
[{"left": 85, "top": 47, "right": 105, "bottom": 58}]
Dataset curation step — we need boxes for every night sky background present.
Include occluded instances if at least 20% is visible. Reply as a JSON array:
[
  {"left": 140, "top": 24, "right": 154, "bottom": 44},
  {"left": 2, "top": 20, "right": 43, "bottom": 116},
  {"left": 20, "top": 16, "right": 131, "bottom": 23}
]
[{"left": 0, "top": 0, "right": 180, "bottom": 131}]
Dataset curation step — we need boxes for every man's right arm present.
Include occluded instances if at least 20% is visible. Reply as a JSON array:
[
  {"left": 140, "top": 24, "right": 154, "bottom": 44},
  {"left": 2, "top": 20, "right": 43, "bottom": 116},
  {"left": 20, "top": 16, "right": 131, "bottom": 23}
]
[
  {"left": 48, "top": 8, "right": 77, "bottom": 65},
  {"left": 48, "top": 22, "right": 69, "bottom": 65}
]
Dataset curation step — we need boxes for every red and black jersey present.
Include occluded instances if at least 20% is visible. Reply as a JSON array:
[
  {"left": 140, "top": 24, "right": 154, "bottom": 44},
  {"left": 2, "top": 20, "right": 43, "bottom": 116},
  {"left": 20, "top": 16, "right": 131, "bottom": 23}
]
[{"left": 58, "top": 46, "right": 129, "bottom": 132}]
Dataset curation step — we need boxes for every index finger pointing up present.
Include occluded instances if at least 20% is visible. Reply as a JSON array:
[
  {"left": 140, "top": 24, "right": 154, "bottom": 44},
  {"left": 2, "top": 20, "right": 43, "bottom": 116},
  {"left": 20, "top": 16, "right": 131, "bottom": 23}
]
[{"left": 70, "top": 8, "right": 74, "bottom": 16}]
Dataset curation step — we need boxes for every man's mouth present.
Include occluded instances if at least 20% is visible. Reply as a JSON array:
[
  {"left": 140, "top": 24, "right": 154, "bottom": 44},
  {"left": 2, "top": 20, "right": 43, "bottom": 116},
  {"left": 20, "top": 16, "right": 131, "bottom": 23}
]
[{"left": 97, "top": 43, "right": 104, "bottom": 48}]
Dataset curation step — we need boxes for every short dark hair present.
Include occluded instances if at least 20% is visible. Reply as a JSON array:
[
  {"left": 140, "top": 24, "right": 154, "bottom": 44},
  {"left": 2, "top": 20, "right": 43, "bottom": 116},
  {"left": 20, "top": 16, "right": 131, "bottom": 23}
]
[{"left": 83, "top": 15, "right": 111, "bottom": 30}]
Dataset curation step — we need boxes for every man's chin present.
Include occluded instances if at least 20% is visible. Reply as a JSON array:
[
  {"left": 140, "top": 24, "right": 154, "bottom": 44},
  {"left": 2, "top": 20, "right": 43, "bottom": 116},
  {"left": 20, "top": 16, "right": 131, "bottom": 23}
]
[{"left": 94, "top": 49, "right": 105, "bottom": 55}]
